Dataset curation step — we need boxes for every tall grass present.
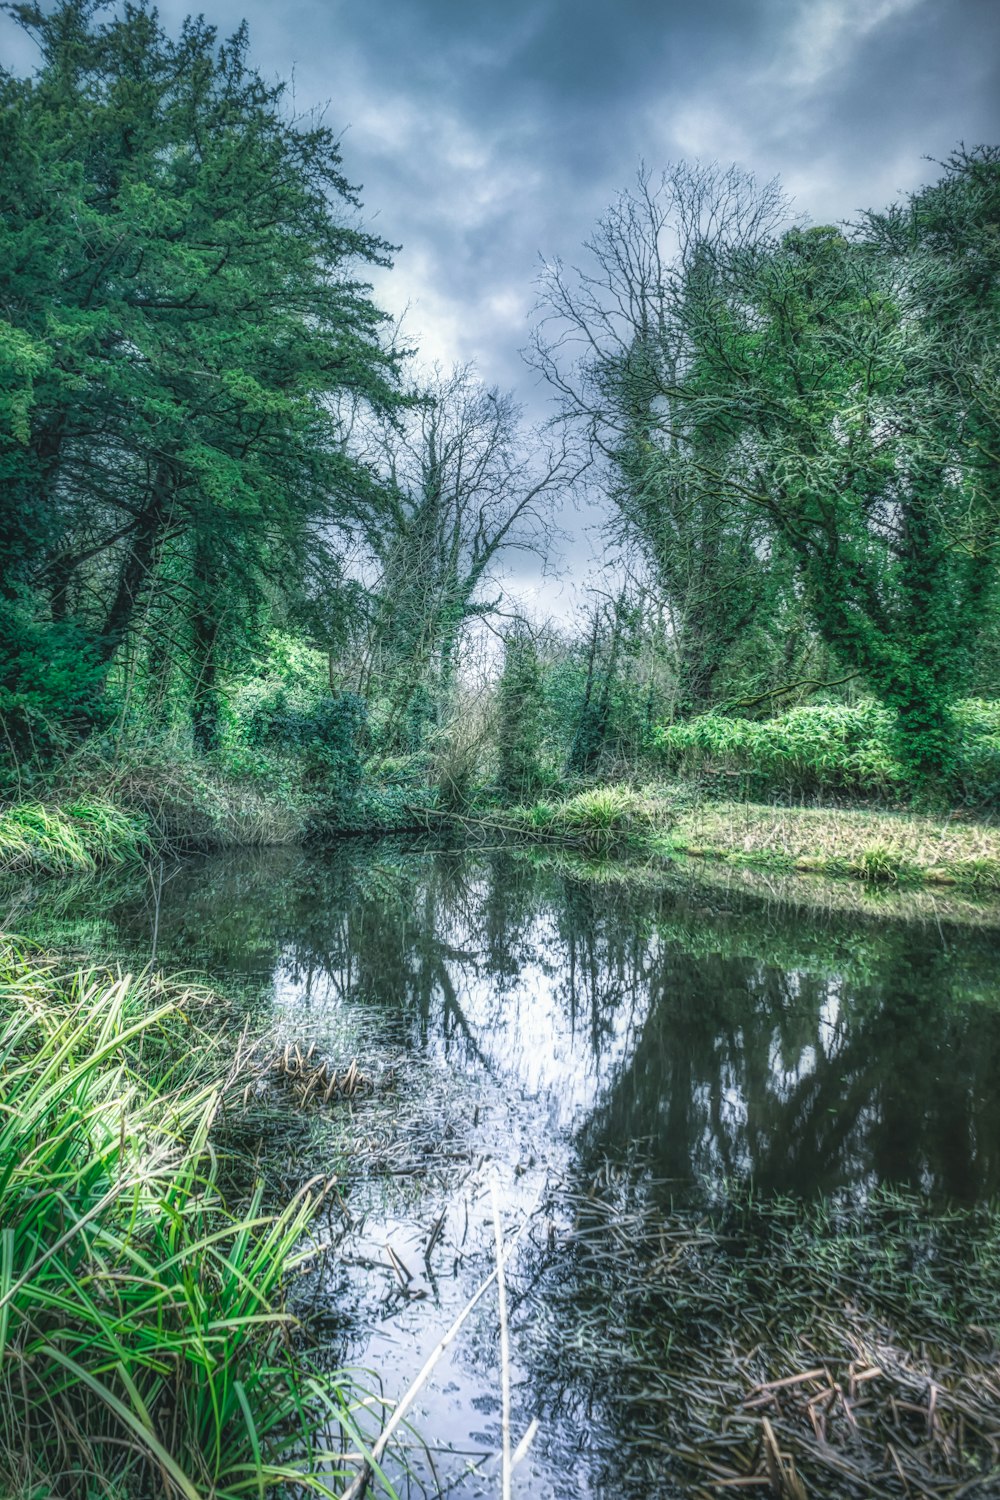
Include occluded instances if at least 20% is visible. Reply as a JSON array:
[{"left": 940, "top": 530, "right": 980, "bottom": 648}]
[
  {"left": 0, "top": 943, "right": 380, "bottom": 1499},
  {"left": 0, "top": 799, "right": 149, "bottom": 876},
  {"left": 500, "top": 786, "right": 668, "bottom": 851}
]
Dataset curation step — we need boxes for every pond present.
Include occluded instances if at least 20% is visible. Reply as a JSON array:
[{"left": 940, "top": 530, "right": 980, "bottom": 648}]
[{"left": 10, "top": 841, "right": 1000, "bottom": 1497}]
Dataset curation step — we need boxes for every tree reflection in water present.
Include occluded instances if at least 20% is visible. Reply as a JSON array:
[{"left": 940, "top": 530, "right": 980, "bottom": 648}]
[{"left": 70, "top": 840, "right": 1000, "bottom": 1206}]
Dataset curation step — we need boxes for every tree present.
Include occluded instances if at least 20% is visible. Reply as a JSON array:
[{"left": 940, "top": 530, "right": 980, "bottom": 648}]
[
  {"left": 0, "top": 0, "right": 402, "bottom": 758},
  {"left": 496, "top": 626, "right": 543, "bottom": 802},
  {"left": 344, "top": 363, "right": 577, "bottom": 744},
  {"left": 689, "top": 150, "right": 1000, "bottom": 786},
  {"left": 531, "top": 163, "right": 794, "bottom": 717}
]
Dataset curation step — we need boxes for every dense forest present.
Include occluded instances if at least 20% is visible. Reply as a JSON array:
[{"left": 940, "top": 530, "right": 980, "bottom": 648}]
[{"left": 2, "top": 1, "right": 999, "bottom": 847}]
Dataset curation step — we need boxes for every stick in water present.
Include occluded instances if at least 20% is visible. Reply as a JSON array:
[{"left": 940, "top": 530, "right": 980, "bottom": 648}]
[
  {"left": 491, "top": 1177, "right": 512, "bottom": 1500},
  {"left": 338, "top": 1180, "right": 544, "bottom": 1500}
]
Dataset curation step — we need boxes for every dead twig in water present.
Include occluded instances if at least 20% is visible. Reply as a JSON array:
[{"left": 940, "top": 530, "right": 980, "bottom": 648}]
[
  {"left": 338, "top": 1179, "right": 545, "bottom": 1500},
  {"left": 492, "top": 1176, "right": 512, "bottom": 1500}
]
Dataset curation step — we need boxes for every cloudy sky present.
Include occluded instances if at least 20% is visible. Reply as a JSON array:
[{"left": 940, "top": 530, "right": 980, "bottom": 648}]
[{"left": 3, "top": 0, "right": 999, "bottom": 607}]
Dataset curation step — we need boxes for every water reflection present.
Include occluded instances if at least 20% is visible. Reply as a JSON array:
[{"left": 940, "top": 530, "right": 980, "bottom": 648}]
[{"left": 40, "top": 840, "right": 1000, "bottom": 1205}]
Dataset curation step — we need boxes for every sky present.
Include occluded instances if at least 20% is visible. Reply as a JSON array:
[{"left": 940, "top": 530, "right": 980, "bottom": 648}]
[{"left": 3, "top": 0, "right": 1000, "bottom": 614}]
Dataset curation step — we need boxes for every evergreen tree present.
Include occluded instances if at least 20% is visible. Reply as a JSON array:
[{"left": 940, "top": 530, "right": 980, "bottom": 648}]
[{"left": 0, "top": 1, "right": 402, "bottom": 758}]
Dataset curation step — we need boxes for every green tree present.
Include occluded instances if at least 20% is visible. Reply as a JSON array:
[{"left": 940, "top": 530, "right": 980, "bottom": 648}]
[
  {"left": 0, "top": 0, "right": 402, "bottom": 759},
  {"left": 496, "top": 627, "right": 543, "bottom": 802},
  {"left": 693, "top": 152, "right": 1000, "bottom": 788}
]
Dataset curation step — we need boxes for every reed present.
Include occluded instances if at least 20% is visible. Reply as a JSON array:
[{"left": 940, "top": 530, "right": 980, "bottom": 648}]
[{"left": 0, "top": 942, "right": 382, "bottom": 1499}]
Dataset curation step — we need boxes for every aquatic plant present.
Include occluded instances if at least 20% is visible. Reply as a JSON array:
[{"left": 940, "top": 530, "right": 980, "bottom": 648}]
[{"left": 528, "top": 1173, "right": 1000, "bottom": 1497}]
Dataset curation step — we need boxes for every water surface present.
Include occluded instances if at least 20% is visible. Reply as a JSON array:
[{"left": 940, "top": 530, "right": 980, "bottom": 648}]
[{"left": 12, "top": 842, "right": 1000, "bottom": 1496}]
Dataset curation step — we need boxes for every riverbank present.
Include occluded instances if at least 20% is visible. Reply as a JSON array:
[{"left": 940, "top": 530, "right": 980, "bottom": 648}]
[
  {"left": 495, "top": 786, "right": 1000, "bottom": 890},
  {"left": 6, "top": 767, "right": 1000, "bottom": 899}
]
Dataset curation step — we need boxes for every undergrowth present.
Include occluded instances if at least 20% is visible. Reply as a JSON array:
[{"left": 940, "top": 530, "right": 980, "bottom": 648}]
[{"left": 654, "top": 698, "right": 1000, "bottom": 805}]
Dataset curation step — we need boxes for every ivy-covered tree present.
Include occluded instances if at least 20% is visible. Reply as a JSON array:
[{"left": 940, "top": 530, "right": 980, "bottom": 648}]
[
  {"left": 0, "top": 0, "right": 402, "bottom": 759},
  {"left": 496, "top": 626, "right": 543, "bottom": 803},
  {"left": 692, "top": 150, "right": 1000, "bottom": 787},
  {"left": 531, "top": 163, "right": 795, "bottom": 718}
]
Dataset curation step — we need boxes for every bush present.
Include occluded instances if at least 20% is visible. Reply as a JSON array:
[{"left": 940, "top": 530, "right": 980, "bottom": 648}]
[
  {"left": 503, "top": 786, "right": 670, "bottom": 850},
  {"left": 0, "top": 601, "right": 112, "bottom": 792},
  {"left": 654, "top": 699, "right": 1000, "bottom": 805},
  {"left": 653, "top": 701, "right": 903, "bottom": 799}
]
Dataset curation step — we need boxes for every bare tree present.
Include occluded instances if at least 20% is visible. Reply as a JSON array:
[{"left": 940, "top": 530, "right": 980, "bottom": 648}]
[
  {"left": 346, "top": 363, "right": 581, "bottom": 742},
  {"left": 530, "top": 162, "right": 797, "bottom": 715}
]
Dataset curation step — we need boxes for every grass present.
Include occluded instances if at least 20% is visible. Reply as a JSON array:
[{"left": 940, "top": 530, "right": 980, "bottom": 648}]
[
  {"left": 0, "top": 799, "right": 150, "bottom": 876},
  {"left": 489, "top": 784, "right": 1000, "bottom": 893},
  {"left": 490, "top": 786, "right": 666, "bottom": 852},
  {"left": 0, "top": 941, "right": 385, "bottom": 1499},
  {"left": 670, "top": 800, "right": 1000, "bottom": 890},
  {"left": 62, "top": 743, "right": 308, "bottom": 850}
]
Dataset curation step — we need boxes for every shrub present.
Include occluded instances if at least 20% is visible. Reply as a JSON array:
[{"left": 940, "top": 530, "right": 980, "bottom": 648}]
[
  {"left": 503, "top": 786, "right": 670, "bottom": 850},
  {"left": 654, "top": 699, "right": 1000, "bottom": 804},
  {"left": 0, "top": 601, "right": 112, "bottom": 792}
]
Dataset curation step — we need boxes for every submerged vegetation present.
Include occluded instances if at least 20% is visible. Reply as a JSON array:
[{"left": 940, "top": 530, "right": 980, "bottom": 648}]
[{"left": 536, "top": 1176, "right": 1000, "bottom": 1498}]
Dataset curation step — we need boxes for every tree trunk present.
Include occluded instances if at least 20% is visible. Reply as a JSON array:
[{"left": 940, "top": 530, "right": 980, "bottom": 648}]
[{"left": 97, "top": 462, "right": 174, "bottom": 664}]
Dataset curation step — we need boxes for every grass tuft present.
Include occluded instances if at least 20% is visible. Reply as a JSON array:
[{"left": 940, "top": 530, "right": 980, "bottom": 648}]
[
  {"left": 0, "top": 942, "right": 380, "bottom": 1498},
  {"left": 0, "top": 799, "right": 149, "bottom": 876}
]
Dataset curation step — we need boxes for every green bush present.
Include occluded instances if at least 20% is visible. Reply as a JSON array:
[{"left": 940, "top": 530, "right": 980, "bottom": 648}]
[
  {"left": 0, "top": 601, "right": 112, "bottom": 792},
  {"left": 653, "top": 701, "right": 903, "bottom": 798},
  {"left": 652, "top": 699, "right": 1000, "bottom": 804}
]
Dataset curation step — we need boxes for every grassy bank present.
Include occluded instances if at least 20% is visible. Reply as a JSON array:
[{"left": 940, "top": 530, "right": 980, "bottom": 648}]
[
  {"left": 670, "top": 800, "right": 1000, "bottom": 889},
  {"left": 494, "top": 786, "right": 1000, "bottom": 891},
  {"left": 0, "top": 943, "right": 374, "bottom": 1499}
]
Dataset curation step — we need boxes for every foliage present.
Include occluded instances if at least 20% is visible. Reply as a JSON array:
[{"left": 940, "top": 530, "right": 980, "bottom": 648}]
[
  {"left": 501, "top": 785, "right": 668, "bottom": 851},
  {"left": 0, "top": 599, "right": 111, "bottom": 791},
  {"left": 0, "top": 944, "right": 378, "bottom": 1498},
  {"left": 535, "top": 151, "right": 1000, "bottom": 791},
  {"left": 655, "top": 701, "right": 903, "bottom": 796},
  {"left": 496, "top": 629, "right": 544, "bottom": 802},
  {"left": 654, "top": 698, "right": 1000, "bottom": 804},
  {"left": 0, "top": 0, "right": 402, "bottom": 764},
  {"left": 532, "top": 164, "right": 795, "bottom": 716}
]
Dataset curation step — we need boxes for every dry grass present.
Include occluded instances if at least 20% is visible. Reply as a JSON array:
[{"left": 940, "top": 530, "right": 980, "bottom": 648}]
[{"left": 670, "top": 801, "right": 1000, "bottom": 889}]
